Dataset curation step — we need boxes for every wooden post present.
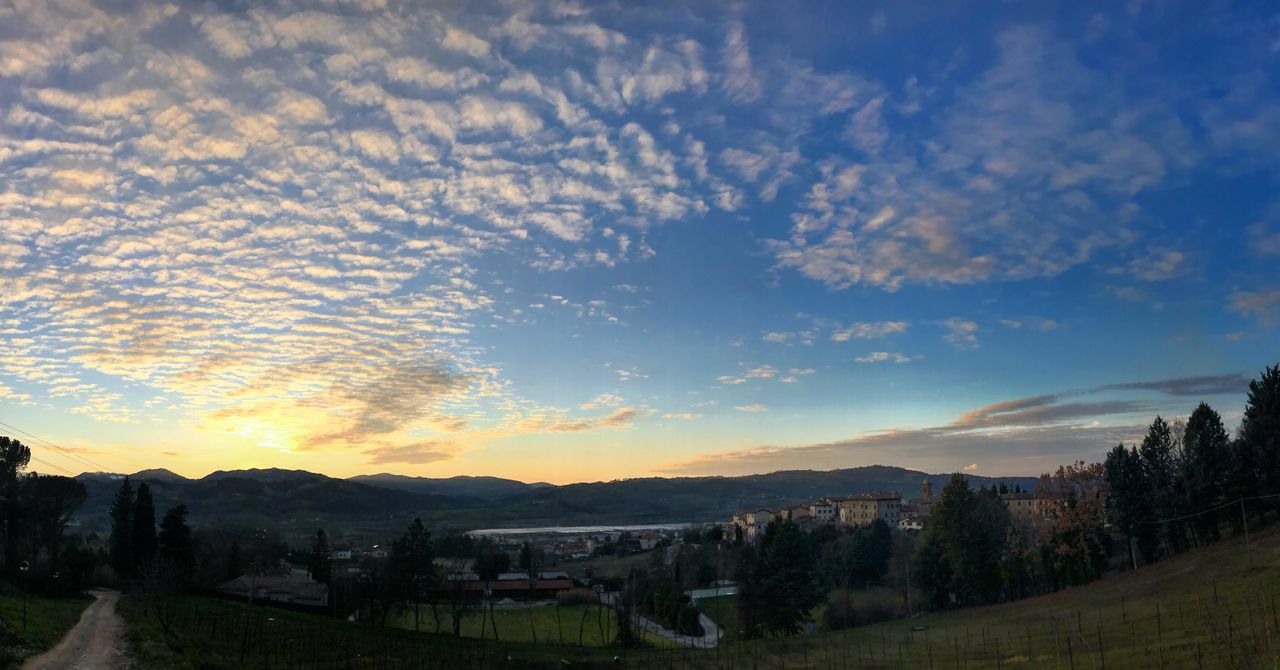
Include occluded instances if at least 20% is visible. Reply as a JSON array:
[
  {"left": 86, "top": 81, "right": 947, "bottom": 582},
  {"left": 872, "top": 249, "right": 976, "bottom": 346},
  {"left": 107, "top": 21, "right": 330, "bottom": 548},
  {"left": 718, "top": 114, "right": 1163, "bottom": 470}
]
[{"left": 1096, "top": 623, "right": 1104, "bottom": 669}]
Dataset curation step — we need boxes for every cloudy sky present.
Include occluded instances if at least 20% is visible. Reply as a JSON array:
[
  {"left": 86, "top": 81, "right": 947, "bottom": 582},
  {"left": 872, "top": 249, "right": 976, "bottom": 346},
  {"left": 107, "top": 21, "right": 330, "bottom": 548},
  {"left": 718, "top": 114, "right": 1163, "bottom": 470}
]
[{"left": 1, "top": 0, "right": 1277, "bottom": 484}]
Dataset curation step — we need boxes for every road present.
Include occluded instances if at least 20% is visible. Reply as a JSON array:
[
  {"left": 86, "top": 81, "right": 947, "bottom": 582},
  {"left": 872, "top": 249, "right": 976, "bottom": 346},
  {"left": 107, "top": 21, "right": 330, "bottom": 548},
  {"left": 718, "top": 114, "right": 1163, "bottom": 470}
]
[
  {"left": 601, "top": 592, "right": 723, "bottom": 648},
  {"left": 23, "top": 589, "right": 131, "bottom": 670}
]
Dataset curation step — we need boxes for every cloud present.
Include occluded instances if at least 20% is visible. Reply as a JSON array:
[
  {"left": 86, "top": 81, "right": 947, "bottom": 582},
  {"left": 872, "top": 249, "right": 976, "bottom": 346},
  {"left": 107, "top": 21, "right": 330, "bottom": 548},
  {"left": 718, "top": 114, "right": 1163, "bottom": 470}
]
[
  {"left": 734, "top": 403, "right": 768, "bottom": 413},
  {"left": 855, "top": 352, "right": 920, "bottom": 364},
  {"left": 662, "top": 411, "right": 700, "bottom": 421},
  {"left": 830, "top": 321, "right": 909, "bottom": 342},
  {"left": 963, "top": 463, "right": 978, "bottom": 472},
  {"left": 362, "top": 441, "right": 456, "bottom": 465},
  {"left": 1229, "top": 290, "right": 1280, "bottom": 321},
  {"left": 1093, "top": 373, "right": 1248, "bottom": 397},
  {"left": 1115, "top": 247, "right": 1187, "bottom": 281},
  {"left": 516, "top": 406, "right": 642, "bottom": 434},
  {"left": 942, "top": 318, "right": 979, "bottom": 348}
]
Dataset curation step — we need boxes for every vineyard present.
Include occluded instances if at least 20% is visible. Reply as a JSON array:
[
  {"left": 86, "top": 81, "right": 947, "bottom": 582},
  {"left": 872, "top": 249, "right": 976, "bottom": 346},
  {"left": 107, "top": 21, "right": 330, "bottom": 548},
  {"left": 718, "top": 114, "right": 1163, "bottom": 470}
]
[{"left": 122, "top": 523, "right": 1280, "bottom": 669}]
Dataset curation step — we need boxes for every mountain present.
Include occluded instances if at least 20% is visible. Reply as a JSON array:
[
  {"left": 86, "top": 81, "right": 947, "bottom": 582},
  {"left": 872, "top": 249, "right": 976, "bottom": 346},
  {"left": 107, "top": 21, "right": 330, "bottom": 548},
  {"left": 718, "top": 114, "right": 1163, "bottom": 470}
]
[
  {"left": 347, "top": 473, "right": 545, "bottom": 499},
  {"left": 72, "top": 465, "right": 1039, "bottom": 535}
]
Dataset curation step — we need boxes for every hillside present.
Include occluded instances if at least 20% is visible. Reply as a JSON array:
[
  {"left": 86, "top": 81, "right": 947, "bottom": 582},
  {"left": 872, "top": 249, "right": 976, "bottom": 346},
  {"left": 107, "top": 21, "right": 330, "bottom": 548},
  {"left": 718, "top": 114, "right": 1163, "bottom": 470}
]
[
  {"left": 742, "top": 522, "right": 1280, "bottom": 669},
  {"left": 71, "top": 465, "right": 1038, "bottom": 533}
]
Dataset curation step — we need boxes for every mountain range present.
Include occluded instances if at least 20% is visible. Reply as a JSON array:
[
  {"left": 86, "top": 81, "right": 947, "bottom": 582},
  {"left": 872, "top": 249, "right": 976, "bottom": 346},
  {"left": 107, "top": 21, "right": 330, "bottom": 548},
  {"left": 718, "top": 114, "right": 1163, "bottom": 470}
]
[{"left": 71, "top": 466, "right": 1039, "bottom": 536}]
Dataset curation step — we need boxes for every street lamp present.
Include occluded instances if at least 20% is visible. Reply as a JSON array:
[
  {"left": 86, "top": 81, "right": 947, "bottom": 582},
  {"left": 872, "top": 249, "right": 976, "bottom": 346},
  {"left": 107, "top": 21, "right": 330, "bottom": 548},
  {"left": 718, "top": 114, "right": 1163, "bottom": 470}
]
[{"left": 18, "top": 561, "right": 29, "bottom": 633}]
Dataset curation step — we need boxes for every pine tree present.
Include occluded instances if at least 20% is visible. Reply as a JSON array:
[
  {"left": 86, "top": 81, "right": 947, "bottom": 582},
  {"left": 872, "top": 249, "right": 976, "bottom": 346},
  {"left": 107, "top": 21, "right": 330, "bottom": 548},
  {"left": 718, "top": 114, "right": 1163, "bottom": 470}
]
[
  {"left": 1183, "top": 403, "right": 1230, "bottom": 542},
  {"left": 226, "top": 540, "right": 242, "bottom": 580},
  {"left": 158, "top": 505, "right": 194, "bottom": 583},
  {"left": 308, "top": 529, "right": 332, "bottom": 584},
  {"left": 131, "top": 482, "right": 157, "bottom": 571},
  {"left": 109, "top": 476, "right": 135, "bottom": 579},
  {"left": 1240, "top": 365, "right": 1280, "bottom": 512}
]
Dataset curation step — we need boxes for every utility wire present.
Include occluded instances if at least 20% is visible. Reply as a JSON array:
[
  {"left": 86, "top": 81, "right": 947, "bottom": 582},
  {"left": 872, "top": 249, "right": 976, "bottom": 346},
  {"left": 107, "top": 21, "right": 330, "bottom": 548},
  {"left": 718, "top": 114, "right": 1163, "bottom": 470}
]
[
  {"left": 1139, "top": 491, "right": 1280, "bottom": 526},
  {"left": 0, "top": 419, "right": 113, "bottom": 472}
]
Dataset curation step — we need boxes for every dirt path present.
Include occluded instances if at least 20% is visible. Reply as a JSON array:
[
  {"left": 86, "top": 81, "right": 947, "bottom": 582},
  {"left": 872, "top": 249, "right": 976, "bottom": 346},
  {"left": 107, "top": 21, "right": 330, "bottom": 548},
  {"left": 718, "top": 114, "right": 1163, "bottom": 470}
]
[{"left": 22, "top": 589, "right": 131, "bottom": 670}]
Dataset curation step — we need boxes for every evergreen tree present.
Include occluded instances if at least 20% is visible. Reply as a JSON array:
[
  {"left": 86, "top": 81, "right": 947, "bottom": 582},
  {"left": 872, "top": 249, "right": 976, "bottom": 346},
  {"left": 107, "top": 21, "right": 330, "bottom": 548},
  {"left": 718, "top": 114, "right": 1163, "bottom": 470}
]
[
  {"left": 158, "top": 505, "right": 194, "bottom": 583},
  {"left": 751, "top": 518, "right": 824, "bottom": 636},
  {"left": 131, "top": 482, "right": 157, "bottom": 571},
  {"left": 226, "top": 540, "right": 242, "bottom": 580},
  {"left": 1138, "top": 416, "right": 1188, "bottom": 552},
  {"left": 913, "top": 474, "right": 1010, "bottom": 607},
  {"left": 308, "top": 529, "right": 332, "bottom": 584},
  {"left": 1183, "top": 403, "right": 1230, "bottom": 542},
  {"left": 1239, "top": 365, "right": 1280, "bottom": 512},
  {"left": 1104, "top": 444, "right": 1155, "bottom": 565},
  {"left": 109, "top": 476, "right": 134, "bottom": 579},
  {"left": 388, "top": 518, "right": 435, "bottom": 632}
]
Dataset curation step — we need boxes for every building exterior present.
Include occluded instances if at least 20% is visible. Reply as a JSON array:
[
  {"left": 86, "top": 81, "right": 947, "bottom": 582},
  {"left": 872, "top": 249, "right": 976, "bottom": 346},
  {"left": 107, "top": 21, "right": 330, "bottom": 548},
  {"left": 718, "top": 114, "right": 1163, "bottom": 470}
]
[
  {"left": 838, "top": 492, "right": 903, "bottom": 528},
  {"left": 776, "top": 506, "right": 811, "bottom": 521},
  {"left": 808, "top": 500, "right": 837, "bottom": 521},
  {"left": 899, "top": 515, "right": 925, "bottom": 532},
  {"left": 216, "top": 570, "right": 329, "bottom": 607},
  {"left": 1000, "top": 492, "right": 1048, "bottom": 523}
]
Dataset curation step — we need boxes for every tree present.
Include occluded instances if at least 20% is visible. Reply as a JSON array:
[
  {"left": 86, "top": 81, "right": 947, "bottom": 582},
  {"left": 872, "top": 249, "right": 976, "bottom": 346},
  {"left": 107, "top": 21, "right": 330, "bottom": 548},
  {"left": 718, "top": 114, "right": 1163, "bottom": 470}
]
[
  {"left": 518, "top": 541, "right": 539, "bottom": 642},
  {"left": 1139, "top": 416, "right": 1188, "bottom": 553},
  {"left": 131, "top": 482, "right": 157, "bottom": 572},
  {"left": 474, "top": 544, "right": 510, "bottom": 642},
  {"left": 749, "top": 518, "right": 824, "bottom": 636},
  {"left": 308, "top": 529, "right": 332, "bottom": 585},
  {"left": 387, "top": 518, "right": 435, "bottom": 633},
  {"left": 226, "top": 540, "right": 242, "bottom": 580},
  {"left": 1037, "top": 462, "right": 1109, "bottom": 588},
  {"left": 1104, "top": 444, "right": 1155, "bottom": 566},
  {"left": 1239, "top": 365, "right": 1280, "bottom": 516},
  {"left": 913, "top": 474, "right": 1010, "bottom": 608},
  {"left": 109, "top": 476, "right": 135, "bottom": 579},
  {"left": 1183, "top": 403, "right": 1230, "bottom": 542},
  {"left": 0, "top": 436, "right": 31, "bottom": 573},
  {"left": 157, "top": 505, "right": 194, "bottom": 585},
  {"left": 24, "top": 474, "right": 87, "bottom": 576}
]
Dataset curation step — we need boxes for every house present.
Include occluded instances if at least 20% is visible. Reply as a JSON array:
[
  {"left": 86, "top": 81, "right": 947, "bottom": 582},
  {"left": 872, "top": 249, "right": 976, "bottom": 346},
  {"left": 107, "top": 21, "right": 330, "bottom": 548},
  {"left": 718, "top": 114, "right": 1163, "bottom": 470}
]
[
  {"left": 637, "top": 533, "right": 661, "bottom": 551},
  {"left": 332, "top": 545, "right": 353, "bottom": 560},
  {"left": 216, "top": 569, "right": 328, "bottom": 607},
  {"left": 809, "top": 500, "right": 838, "bottom": 522},
  {"left": 1001, "top": 492, "right": 1049, "bottom": 524},
  {"left": 837, "top": 492, "right": 903, "bottom": 528},
  {"left": 368, "top": 545, "right": 389, "bottom": 559},
  {"left": 899, "top": 515, "right": 925, "bottom": 532},
  {"left": 776, "top": 506, "right": 811, "bottom": 521},
  {"left": 435, "top": 571, "right": 573, "bottom": 601}
]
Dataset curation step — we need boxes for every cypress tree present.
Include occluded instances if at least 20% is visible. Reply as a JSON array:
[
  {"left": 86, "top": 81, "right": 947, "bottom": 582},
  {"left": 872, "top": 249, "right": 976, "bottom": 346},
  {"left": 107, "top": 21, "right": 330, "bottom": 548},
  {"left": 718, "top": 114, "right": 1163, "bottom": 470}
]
[
  {"left": 131, "top": 482, "right": 157, "bottom": 571},
  {"left": 109, "top": 476, "right": 134, "bottom": 578}
]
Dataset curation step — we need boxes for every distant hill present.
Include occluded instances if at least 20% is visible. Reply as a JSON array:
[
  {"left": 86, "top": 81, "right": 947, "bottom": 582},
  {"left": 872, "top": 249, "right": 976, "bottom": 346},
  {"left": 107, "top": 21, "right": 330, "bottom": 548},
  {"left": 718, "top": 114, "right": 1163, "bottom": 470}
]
[
  {"left": 72, "top": 465, "right": 1038, "bottom": 535},
  {"left": 347, "top": 473, "right": 543, "bottom": 499}
]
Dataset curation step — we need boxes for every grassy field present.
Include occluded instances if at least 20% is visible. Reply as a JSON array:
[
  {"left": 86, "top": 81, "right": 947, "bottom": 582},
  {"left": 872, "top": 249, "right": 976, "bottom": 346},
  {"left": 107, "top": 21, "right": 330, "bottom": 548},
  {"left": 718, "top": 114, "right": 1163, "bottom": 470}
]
[
  {"left": 388, "top": 602, "right": 620, "bottom": 647},
  {"left": 0, "top": 586, "right": 91, "bottom": 667},
  {"left": 118, "top": 523, "right": 1280, "bottom": 668}
]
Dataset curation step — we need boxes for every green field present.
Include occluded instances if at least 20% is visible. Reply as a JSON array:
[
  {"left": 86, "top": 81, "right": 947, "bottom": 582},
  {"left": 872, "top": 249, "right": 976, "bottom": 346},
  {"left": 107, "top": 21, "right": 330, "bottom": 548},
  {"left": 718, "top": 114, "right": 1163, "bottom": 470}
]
[
  {"left": 389, "top": 602, "right": 620, "bottom": 647},
  {"left": 119, "top": 523, "right": 1280, "bottom": 668},
  {"left": 0, "top": 586, "right": 91, "bottom": 667}
]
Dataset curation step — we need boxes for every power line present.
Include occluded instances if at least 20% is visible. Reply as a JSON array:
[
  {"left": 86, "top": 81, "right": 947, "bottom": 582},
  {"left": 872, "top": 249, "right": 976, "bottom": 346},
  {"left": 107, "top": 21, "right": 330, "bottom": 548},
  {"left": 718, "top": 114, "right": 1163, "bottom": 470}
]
[
  {"left": 1140, "top": 491, "right": 1280, "bottom": 526},
  {"left": 27, "top": 454, "right": 74, "bottom": 476},
  {"left": 0, "top": 420, "right": 112, "bottom": 472}
]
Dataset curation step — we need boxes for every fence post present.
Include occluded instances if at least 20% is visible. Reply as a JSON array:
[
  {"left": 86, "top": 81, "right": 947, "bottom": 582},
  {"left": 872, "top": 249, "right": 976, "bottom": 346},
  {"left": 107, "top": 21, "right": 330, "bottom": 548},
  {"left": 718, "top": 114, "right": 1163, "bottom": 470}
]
[{"left": 1096, "top": 622, "right": 1104, "bottom": 670}]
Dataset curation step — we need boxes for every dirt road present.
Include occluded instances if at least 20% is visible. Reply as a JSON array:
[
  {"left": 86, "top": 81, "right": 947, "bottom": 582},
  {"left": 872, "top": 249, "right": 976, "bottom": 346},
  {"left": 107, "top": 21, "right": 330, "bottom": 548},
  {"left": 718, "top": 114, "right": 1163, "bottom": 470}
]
[{"left": 23, "top": 589, "right": 131, "bottom": 670}]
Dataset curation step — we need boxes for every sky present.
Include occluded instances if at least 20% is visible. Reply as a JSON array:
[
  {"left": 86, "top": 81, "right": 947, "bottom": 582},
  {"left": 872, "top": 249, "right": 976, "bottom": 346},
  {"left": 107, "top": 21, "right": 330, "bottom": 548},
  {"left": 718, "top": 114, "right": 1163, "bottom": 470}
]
[{"left": 1, "top": 0, "right": 1278, "bottom": 485}]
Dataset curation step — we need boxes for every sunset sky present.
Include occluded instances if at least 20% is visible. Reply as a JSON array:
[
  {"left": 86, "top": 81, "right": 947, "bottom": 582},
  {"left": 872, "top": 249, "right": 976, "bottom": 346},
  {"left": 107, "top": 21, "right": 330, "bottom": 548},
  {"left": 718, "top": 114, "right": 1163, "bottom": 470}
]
[{"left": 1, "top": 1, "right": 1277, "bottom": 484}]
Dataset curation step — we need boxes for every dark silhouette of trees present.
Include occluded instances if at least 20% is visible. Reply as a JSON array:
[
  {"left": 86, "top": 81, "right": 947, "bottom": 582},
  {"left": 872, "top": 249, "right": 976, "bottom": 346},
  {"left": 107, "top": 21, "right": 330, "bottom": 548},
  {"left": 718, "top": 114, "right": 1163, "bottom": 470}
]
[
  {"left": 913, "top": 474, "right": 1010, "bottom": 608},
  {"left": 1104, "top": 444, "right": 1155, "bottom": 565},
  {"left": 388, "top": 518, "right": 435, "bottom": 632},
  {"left": 1239, "top": 365, "right": 1280, "bottom": 516},
  {"left": 1183, "top": 402, "right": 1230, "bottom": 542},
  {"left": 158, "top": 505, "right": 194, "bottom": 585},
  {"left": 742, "top": 518, "right": 823, "bottom": 637},
  {"left": 131, "top": 482, "right": 157, "bottom": 572},
  {"left": 24, "top": 474, "right": 86, "bottom": 577},
  {"left": 308, "top": 529, "right": 331, "bottom": 585},
  {"left": 0, "top": 436, "right": 31, "bottom": 573},
  {"left": 109, "top": 476, "right": 134, "bottom": 579}
]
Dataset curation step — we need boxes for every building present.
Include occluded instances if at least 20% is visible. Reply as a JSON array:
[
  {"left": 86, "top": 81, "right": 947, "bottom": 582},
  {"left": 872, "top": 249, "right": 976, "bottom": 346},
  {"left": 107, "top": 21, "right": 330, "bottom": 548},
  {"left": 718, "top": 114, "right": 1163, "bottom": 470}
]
[
  {"left": 436, "top": 571, "right": 574, "bottom": 601},
  {"left": 216, "top": 570, "right": 329, "bottom": 607},
  {"left": 838, "top": 492, "right": 903, "bottom": 528},
  {"left": 332, "top": 545, "right": 353, "bottom": 560},
  {"left": 776, "top": 506, "right": 811, "bottom": 521},
  {"left": 1001, "top": 492, "right": 1048, "bottom": 524},
  {"left": 899, "top": 515, "right": 925, "bottom": 532},
  {"left": 637, "top": 533, "right": 661, "bottom": 551},
  {"left": 808, "top": 500, "right": 838, "bottom": 521}
]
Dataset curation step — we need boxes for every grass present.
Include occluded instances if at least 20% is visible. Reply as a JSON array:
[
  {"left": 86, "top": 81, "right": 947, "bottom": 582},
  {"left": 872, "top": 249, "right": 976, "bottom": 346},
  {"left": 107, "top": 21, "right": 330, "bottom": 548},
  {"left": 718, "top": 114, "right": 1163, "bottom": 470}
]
[
  {"left": 388, "top": 602, "right": 620, "bottom": 647},
  {"left": 0, "top": 586, "right": 91, "bottom": 668},
  {"left": 118, "top": 522, "right": 1280, "bottom": 667},
  {"left": 696, "top": 594, "right": 738, "bottom": 641}
]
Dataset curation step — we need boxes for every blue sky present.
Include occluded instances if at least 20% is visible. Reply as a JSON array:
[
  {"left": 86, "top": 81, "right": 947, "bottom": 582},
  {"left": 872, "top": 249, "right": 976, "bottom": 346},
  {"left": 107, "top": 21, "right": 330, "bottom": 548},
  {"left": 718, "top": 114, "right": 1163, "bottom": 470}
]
[{"left": 0, "top": 0, "right": 1277, "bottom": 483}]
